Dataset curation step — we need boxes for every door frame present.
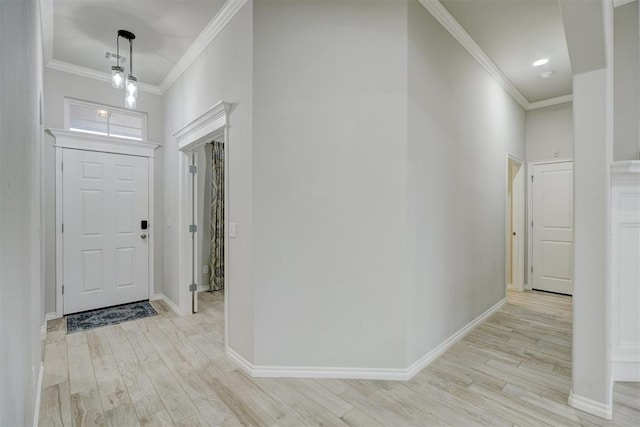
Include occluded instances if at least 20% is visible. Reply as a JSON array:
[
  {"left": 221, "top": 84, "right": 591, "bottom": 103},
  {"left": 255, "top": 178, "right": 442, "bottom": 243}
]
[
  {"left": 506, "top": 154, "right": 525, "bottom": 292},
  {"left": 527, "top": 159, "right": 574, "bottom": 290},
  {"left": 47, "top": 129, "right": 159, "bottom": 318},
  {"left": 173, "top": 101, "right": 230, "bottom": 328}
]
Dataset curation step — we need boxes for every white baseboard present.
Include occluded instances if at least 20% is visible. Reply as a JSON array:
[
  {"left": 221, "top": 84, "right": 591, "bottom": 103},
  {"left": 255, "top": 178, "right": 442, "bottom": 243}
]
[
  {"left": 41, "top": 312, "right": 60, "bottom": 336},
  {"left": 150, "top": 293, "right": 181, "bottom": 315},
  {"left": 226, "top": 297, "right": 506, "bottom": 381},
  {"left": 33, "top": 362, "right": 44, "bottom": 427},
  {"left": 612, "top": 360, "right": 640, "bottom": 381},
  {"left": 569, "top": 388, "right": 613, "bottom": 420},
  {"left": 404, "top": 298, "right": 506, "bottom": 379},
  {"left": 198, "top": 285, "right": 211, "bottom": 292}
]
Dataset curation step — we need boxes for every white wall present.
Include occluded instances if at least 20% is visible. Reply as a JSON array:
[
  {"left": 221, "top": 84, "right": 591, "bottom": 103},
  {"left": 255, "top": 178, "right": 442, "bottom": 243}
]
[
  {"left": 252, "top": 0, "right": 409, "bottom": 368},
  {"left": 0, "top": 0, "right": 43, "bottom": 424},
  {"left": 526, "top": 102, "right": 574, "bottom": 163},
  {"left": 614, "top": 0, "right": 639, "bottom": 160},
  {"left": 406, "top": 0, "right": 526, "bottom": 364},
  {"left": 42, "top": 68, "right": 164, "bottom": 314},
  {"left": 572, "top": 67, "right": 612, "bottom": 409},
  {"left": 162, "top": 1, "right": 254, "bottom": 359}
]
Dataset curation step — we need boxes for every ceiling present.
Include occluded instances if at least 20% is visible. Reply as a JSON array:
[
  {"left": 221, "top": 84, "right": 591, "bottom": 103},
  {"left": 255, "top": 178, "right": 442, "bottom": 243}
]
[
  {"left": 46, "top": 0, "right": 572, "bottom": 104},
  {"left": 49, "top": 0, "right": 227, "bottom": 87},
  {"left": 439, "top": 0, "right": 573, "bottom": 103}
]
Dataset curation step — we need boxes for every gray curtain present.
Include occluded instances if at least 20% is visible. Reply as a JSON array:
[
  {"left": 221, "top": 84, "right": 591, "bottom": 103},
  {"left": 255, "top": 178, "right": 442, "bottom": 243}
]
[{"left": 209, "top": 141, "right": 224, "bottom": 291}]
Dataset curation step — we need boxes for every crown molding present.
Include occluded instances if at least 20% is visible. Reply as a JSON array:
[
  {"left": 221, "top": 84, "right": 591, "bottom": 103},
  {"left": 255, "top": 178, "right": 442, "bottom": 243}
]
[
  {"left": 526, "top": 94, "right": 573, "bottom": 110},
  {"left": 418, "top": 0, "right": 530, "bottom": 109},
  {"left": 159, "top": 0, "right": 249, "bottom": 93},
  {"left": 46, "top": 59, "right": 163, "bottom": 95},
  {"left": 40, "top": 0, "right": 246, "bottom": 96},
  {"left": 613, "top": 0, "right": 637, "bottom": 7},
  {"left": 39, "top": 0, "right": 53, "bottom": 64},
  {"left": 173, "top": 100, "right": 230, "bottom": 151}
]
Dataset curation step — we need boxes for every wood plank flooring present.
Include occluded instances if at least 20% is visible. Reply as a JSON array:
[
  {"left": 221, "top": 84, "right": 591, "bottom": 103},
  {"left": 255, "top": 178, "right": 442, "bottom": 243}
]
[{"left": 39, "top": 291, "right": 640, "bottom": 426}]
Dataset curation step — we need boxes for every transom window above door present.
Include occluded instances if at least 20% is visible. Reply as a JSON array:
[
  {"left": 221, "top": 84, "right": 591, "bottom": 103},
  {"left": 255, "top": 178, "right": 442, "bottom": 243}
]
[{"left": 65, "top": 98, "right": 148, "bottom": 141}]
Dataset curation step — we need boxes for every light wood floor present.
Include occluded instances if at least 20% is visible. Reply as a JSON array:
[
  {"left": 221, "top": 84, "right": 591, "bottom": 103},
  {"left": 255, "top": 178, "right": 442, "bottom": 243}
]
[{"left": 39, "top": 290, "right": 640, "bottom": 426}]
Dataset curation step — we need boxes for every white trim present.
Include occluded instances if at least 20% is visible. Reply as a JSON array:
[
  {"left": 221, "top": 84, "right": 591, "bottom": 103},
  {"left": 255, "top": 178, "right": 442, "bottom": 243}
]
[
  {"left": 174, "top": 101, "right": 231, "bottom": 323},
  {"left": 40, "top": 324, "right": 47, "bottom": 336},
  {"left": 41, "top": 0, "right": 247, "bottom": 96},
  {"left": 33, "top": 362, "right": 44, "bottom": 427},
  {"left": 55, "top": 146, "right": 63, "bottom": 318},
  {"left": 173, "top": 101, "right": 231, "bottom": 150},
  {"left": 226, "top": 298, "right": 506, "bottom": 380},
  {"left": 527, "top": 94, "right": 573, "bottom": 110},
  {"left": 404, "top": 298, "right": 506, "bottom": 379},
  {"left": 46, "top": 129, "right": 159, "bottom": 158},
  {"left": 611, "top": 160, "right": 640, "bottom": 182},
  {"left": 159, "top": 0, "right": 249, "bottom": 93},
  {"left": 198, "top": 285, "right": 211, "bottom": 293},
  {"left": 612, "top": 359, "right": 640, "bottom": 381},
  {"left": 48, "top": 129, "right": 159, "bottom": 317},
  {"left": 568, "top": 389, "right": 613, "bottom": 420},
  {"left": 150, "top": 293, "right": 182, "bottom": 316},
  {"left": 613, "top": 0, "right": 637, "bottom": 7},
  {"left": 417, "top": 0, "right": 529, "bottom": 109},
  {"left": 46, "top": 60, "right": 163, "bottom": 95},
  {"left": 417, "top": 1, "right": 574, "bottom": 111}
]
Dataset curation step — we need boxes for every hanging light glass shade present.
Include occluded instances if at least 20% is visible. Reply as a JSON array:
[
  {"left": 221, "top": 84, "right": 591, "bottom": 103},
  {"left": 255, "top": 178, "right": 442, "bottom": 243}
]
[
  {"left": 125, "top": 75, "right": 138, "bottom": 99},
  {"left": 111, "top": 65, "right": 125, "bottom": 89}
]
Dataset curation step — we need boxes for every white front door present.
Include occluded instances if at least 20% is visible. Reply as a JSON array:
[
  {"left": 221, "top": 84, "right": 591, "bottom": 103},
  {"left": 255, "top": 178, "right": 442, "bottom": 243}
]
[
  {"left": 531, "top": 161, "right": 573, "bottom": 295},
  {"left": 63, "top": 149, "right": 149, "bottom": 314}
]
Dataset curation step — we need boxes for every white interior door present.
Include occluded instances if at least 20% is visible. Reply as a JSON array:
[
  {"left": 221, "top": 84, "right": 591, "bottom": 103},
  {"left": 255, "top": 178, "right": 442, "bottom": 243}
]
[
  {"left": 531, "top": 161, "right": 573, "bottom": 295},
  {"left": 63, "top": 149, "right": 149, "bottom": 314}
]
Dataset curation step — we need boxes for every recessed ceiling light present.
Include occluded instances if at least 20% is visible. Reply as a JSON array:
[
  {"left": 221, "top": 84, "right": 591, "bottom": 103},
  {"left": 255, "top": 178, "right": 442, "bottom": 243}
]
[
  {"left": 539, "top": 70, "right": 555, "bottom": 79},
  {"left": 533, "top": 58, "right": 549, "bottom": 67}
]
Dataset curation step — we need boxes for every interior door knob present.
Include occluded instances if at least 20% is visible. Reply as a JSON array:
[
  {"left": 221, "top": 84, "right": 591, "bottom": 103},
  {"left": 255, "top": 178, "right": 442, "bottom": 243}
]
[{"left": 141, "top": 234, "right": 147, "bottom": 239}]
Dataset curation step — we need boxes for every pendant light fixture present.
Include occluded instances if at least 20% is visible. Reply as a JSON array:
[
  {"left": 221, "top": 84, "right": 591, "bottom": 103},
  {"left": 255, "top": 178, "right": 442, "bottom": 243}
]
[{"left": 111, "top": 29, "right": 138, "bottom": 110}]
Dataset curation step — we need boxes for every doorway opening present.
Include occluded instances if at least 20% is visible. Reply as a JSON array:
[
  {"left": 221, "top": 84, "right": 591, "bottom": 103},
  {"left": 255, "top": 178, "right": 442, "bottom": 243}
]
[
  {"left": 174, "top": 101, "right": 230, "bottom": 346},
  {"left": 506, "top": 155, "right": 525, "bottom": 292},
  {"left": 193, "top": 141, "right": 225, "bottom": 313}
]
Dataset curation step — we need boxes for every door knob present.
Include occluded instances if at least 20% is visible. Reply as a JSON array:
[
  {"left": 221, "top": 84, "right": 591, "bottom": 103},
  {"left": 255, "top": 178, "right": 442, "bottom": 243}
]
[{"left": 141, "top": 234, "right": 147, "bottom": 239}]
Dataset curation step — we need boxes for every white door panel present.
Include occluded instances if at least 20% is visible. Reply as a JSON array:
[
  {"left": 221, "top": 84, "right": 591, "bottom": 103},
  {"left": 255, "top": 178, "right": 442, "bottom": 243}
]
[
  {"left": 63, "top": 149, "right": 149, "bottom": 314},
  {"left": 532, "top": 162, "right": 573, "bottom": 295}
]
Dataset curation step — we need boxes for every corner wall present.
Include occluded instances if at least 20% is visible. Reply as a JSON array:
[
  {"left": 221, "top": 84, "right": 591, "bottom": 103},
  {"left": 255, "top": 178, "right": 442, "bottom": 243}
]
[
  {"left": 252, "top": 0, "right": 409, "bottom": 368},
  {"left": 406, "top": 0, "right": 526, "bottom": 365},
  {"left": 162, "top": 1, "right": 254, "bottom": 359},
  {"left": 0, "top": 0, "right": 44, "bottom": 424}
]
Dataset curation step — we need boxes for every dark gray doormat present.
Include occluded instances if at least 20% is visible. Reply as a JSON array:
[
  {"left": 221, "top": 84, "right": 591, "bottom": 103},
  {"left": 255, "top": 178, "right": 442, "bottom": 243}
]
[{"left": 66, "top": 301, "right": 157, "bottom": 334}]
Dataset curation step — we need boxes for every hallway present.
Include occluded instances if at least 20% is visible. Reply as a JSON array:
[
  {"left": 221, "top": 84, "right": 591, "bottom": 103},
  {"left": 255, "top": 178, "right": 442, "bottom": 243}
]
[{"left": 38, "top": 291, "right": 640, "bottom": 426}]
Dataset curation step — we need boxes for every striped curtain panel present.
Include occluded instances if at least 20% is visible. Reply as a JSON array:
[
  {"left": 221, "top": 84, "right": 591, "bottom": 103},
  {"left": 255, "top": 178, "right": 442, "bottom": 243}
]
[{"left": 209, "top": 141, "right": 224, "bottom": 291}]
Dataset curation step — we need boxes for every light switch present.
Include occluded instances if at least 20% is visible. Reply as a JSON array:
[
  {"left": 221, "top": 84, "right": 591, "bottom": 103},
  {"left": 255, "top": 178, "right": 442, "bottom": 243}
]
[
  {"left": 202, "top": 265, "right": 209, "bottom": 275},
  {"left": 230, "top": 222, "right": 237, "bottom": 238}
]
